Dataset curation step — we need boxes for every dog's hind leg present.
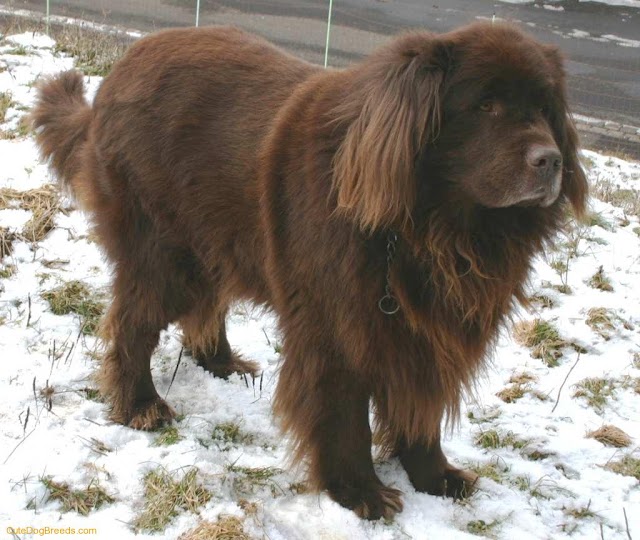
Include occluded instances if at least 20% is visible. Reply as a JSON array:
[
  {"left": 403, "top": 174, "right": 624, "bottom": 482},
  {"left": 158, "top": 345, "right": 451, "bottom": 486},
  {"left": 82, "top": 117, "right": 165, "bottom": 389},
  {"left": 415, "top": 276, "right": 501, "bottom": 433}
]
[
  {"left": 97, "top": 209, "right": 202, "bottom": 430},
  {"left": 180, "top": 302, "right": 259, "bottom": 379}
]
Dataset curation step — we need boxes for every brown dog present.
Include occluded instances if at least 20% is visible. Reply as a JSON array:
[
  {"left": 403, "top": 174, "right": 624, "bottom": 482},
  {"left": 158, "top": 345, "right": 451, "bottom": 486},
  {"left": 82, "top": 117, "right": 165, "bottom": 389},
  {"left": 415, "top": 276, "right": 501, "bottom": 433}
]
[{"left": 32, "top": 22, "right": 587, "bottom": 519}]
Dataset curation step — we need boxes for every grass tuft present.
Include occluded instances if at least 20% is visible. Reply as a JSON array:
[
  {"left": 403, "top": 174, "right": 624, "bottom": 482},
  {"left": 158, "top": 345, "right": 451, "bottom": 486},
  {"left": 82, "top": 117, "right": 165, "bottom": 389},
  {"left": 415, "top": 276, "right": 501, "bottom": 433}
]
[
  {"left": 572, "top": 377, "right": 616, "bottom": 412},
  {"left": 0, "top": 263, "right": 16, "bottom": 279},
  {"left": 496, "top": 384, "right": 526, "bottom": 403},
  {"left": 226, "top": 465, "right": 283, "bottom": 496},
  {"left": 587, "top": 425, "right": 631, "bottom": 447},
  {"left": 467, "top": 519, "right": 500, "bottom": 537},
  {"left": 585, "top": 307, "right": 616, "bottom": 339},
  {"left": 587, "top": 212, "right": 613, "bottom": 231},
  {"left": 0, "top": 185, "right": 64, "bottom": 242},
  {"left": 529, "top": 293, "right": 555, "bottom": 309},
  {"left": 79, "top": 387, "right": 103, "bottom": 401},
  {"left": 468, "top": 460, "right": 508, "bottom": 484},
  {"left": 605, "top": 455, "right": 640, "bottom": 480},
  {"left": 588, "top": 266, "right": 613, "bottom": 292},
  {"left": 514, "top": 318, "right": 566, "bottom": 367},
  {"left": 523, "top": 449, "right": 554, "bottom": 461},
  {"left": 212, "top": 422, "right": 254, "bottom": 448},
  {"left": 475, "top": 429, "right": 530, "bottom": 450},
  {"left": 0, "top": 227, "right": 17, "bottom": 258},
  {"left": 1, "top": 115, "right": 32, "bottom": 139},
  {"left": 41, "top": 280, "right": 105, "bottom": 335},
  {"left": 41, "top": 476, "right": 114, "bottom": 516},
  {"left": 0, "top": 90, "right": 14, "bottom": 123},
  {"left": 154, "top": 425, "right": 183, "bottom": 446},
  {"left": 467, "top": 407, "right": 501, "bottom": 424},
  {"left": 134, "top": 467, "right": 211, "bottom": 533},
  {"left": 511, "top": 475, "right": 531, "bottom": 491},
  {"left": 563, "top": 500, "right": 596, "bottom": 519},
  {"left": 509, "top": 372, "right": 537, "bottom": 385},
  {"left": 178, "top": 516, "right": 250, "bottom": 540}
]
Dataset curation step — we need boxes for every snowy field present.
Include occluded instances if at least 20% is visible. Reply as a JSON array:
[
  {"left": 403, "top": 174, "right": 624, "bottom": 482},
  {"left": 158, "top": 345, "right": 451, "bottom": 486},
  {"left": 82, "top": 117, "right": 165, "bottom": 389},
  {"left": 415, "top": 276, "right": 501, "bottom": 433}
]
[{"left": 0, "top": 31, "right": 639, "bottom": 540}]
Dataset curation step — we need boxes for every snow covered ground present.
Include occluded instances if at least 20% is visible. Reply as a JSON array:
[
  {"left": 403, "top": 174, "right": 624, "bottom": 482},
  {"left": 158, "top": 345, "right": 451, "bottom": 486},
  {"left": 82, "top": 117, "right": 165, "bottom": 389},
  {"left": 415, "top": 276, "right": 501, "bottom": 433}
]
[{"left": 0, "top": 31, "right": 638, "bottom": 540}]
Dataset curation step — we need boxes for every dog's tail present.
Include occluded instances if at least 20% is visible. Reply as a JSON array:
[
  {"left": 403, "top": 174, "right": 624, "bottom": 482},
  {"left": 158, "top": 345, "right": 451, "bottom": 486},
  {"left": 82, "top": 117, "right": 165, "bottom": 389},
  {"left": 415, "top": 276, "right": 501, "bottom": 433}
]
[{"left": 31, "top": 70, "right": 92, "bottom": 201}]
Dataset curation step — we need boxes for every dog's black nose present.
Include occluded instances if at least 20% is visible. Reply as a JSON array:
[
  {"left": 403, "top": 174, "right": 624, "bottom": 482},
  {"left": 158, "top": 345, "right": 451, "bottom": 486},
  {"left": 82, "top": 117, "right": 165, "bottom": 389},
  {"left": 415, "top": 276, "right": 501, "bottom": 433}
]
[{"left": 527, "top": 145, "right": 562, "bottom": 178}]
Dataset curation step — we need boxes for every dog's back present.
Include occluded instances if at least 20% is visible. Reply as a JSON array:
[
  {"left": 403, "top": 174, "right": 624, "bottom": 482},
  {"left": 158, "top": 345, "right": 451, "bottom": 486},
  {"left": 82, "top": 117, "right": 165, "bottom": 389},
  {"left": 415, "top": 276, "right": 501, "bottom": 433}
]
[{"left": 35, "top": 27, "right": 316, "bottom": 264}]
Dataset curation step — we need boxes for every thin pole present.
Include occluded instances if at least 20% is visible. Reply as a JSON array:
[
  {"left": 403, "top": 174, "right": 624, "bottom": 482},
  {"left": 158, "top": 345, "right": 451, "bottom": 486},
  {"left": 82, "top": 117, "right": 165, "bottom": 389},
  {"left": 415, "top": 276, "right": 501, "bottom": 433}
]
[
  {"left": 46, "top": 0, "right": 50, "bottom": 34},
  {"left": 324, "top": 0, "right": 333, "bottom": 68},
  {"left": 195, "top": 0, "right": 201, "bottom": 27}
]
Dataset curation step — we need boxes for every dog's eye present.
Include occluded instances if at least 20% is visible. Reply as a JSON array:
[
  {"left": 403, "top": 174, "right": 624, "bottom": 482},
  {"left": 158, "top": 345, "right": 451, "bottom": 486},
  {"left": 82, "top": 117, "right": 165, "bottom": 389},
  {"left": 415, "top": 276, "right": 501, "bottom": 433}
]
[{"left": 479, "top": 100, "right": 495, "bottom": 113}]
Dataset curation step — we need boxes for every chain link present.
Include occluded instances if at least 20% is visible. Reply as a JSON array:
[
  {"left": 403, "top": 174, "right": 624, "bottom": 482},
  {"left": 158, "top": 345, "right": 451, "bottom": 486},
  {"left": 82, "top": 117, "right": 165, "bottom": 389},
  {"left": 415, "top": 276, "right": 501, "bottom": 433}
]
[{"left": 378, "top": 231, "right": 400, "bottom": 315}]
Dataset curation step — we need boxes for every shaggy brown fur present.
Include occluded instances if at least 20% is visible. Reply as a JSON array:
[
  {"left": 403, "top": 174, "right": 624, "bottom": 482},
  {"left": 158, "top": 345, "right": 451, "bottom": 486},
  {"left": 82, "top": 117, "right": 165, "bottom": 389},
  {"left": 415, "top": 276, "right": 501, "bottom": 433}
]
[{"left": 32, "top": 23, "right": 587, "bottom": 519}]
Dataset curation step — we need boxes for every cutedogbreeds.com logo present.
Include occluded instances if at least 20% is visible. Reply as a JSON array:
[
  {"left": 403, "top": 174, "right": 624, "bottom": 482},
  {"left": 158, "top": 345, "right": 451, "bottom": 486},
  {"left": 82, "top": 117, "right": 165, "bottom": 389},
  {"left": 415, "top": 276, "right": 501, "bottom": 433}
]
[{"left": 7, "top": 526, "right": 97, "bottom": 536}]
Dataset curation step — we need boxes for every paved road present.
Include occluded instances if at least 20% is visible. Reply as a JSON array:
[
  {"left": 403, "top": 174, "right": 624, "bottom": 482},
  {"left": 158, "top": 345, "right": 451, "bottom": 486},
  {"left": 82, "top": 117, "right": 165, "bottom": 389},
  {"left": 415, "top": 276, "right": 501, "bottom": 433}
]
[{"left": 7, "top": 0, "right": 640, "bottom": 154}]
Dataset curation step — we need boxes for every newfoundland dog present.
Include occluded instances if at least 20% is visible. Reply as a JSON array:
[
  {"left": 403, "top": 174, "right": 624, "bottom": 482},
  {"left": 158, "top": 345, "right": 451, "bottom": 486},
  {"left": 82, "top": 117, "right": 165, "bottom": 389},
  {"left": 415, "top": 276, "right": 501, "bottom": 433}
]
[{"left": 33, "top": 22, "right": 587, "bottom": 519}]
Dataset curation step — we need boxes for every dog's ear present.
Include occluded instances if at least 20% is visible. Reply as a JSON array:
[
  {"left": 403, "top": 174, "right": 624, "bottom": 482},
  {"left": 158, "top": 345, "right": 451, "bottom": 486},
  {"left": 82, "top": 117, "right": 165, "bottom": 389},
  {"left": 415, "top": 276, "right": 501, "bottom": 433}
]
[
  {"left": 543, "top": 45, "right": 588, "bottom": 219},
  {"left": 332, "top": 35, "right": 450, "bottom": 231},
  {"left": 559, "top": 113, "right": 588, "bottom": 219}
]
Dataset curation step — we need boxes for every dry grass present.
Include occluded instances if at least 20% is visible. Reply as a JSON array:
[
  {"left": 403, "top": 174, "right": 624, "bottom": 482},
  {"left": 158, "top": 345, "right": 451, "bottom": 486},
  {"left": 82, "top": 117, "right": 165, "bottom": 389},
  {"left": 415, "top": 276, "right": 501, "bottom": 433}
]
[
  {"left": 588, "top": 266, "right": 613, "bottom": 292},
  {"left": 587, "top": 425, "right": 632, "bottom": 447},
  {"left": 53, "top": 24, "right": 129, "bottom": 76},
  {"left": 226, "top": 465, "right": 283, "bottom": 496},
  {"left": 509, "top": 372, "right": 537, "bottom": 385},
  {"left": 154, "top": 425, "right": 183, "bottom": 446},
  {"left": 0, "top": 185, "right": 64, "bottom": 242},
  {"left": 592, "top": 177, "right": 640, "bottom": 215},
  {"left": 212, "top": 422, "right": 254, "bottom": 447},
  {"left": 0, "top": 15, "right": 130, "bottom": 77},
  {"left": 134, "top": 467, "right": 211, "bottom": 533},
  {"left": 41, "top": 280, "right": 105, "bottom": 335},
  {"left": 41, "top": 476, "right": 114, "bottom": 516},
  {"left": 563, "top": 501, "right": 596, "bottom": 520},
  {"left": 468, "top": 461, "right": 508, "bottom": 484},
  {"left": 496, "top": 384, "right": 526, "bottom": 403},
  {"left": 467, "top": 406, "right": 501, "bottom": 425},
  {"left": 585, "top": 307, "right": 616, "bottom": 339},
  {"left": 0, "top": 90, "right": 14, "bottom": 123},
  {"left": 0, "top": 226, "right": 16, "bottom": 258},
  {"left": 178, "top": 517, "right": 250, "bottom": 540},
  {"left": 514, "top": 319, "right": 567, "bottom": 367},
  {"left": 475, "top": 429, "right": 530, "bottom": 450},
  {"left": 466, "top": 519, "right": 501, "bottom": 538},
  {"left": 605, "top": 455, "right": 640, "bottom": 480},
  {"left": 572, "top": 377, "right": 616, "bottom": 412},
  {"left": 529, "top": 293, "right": 555, "bottom": 309},
  {"left": 1, "top": 115, "right": 32, "bottom": 140},
  {"left": 0, "top": 264, "right": 16, "bottom": 278}
]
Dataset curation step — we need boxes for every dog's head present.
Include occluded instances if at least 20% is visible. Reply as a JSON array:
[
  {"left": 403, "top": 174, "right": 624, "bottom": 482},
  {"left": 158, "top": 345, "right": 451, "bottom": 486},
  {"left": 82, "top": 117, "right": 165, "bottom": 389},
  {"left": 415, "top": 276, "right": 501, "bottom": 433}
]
[{"left": 332, "top": 22, "right": 587, "bottom": 231}]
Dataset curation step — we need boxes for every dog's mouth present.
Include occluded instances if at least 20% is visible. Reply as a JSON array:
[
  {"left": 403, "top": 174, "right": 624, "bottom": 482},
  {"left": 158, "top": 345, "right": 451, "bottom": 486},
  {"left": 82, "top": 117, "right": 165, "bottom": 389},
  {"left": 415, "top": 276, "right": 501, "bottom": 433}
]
[
  {"left": 514, "top": 172, "right": 562, "bottom": 208},
  {"left": 516, "top": 188, "right": 550, "bottom": 207}
]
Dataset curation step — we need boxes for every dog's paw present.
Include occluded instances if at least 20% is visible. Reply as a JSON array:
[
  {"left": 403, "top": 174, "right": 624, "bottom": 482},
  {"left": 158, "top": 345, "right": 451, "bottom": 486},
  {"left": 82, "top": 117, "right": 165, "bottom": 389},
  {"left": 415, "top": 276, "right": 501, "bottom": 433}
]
[
  {"left": 329, "top": 483, "right": 404, "bottom": 520},
  {"left": 426, "top": 467, "right": 478, "bottom": 500},
  {"left": 198, "top": 350, "right": 260, "bottom": 379},
  {"left": 124, "top": 397, "right": 176, "bottom": 431}
]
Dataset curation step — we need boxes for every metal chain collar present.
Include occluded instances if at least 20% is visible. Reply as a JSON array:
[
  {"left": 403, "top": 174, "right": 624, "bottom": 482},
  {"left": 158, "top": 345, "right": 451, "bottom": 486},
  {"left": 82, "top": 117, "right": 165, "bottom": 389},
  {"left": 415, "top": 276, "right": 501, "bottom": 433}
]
[{"left": 378, "top": 231, "right": 400, "bottom": 315}]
